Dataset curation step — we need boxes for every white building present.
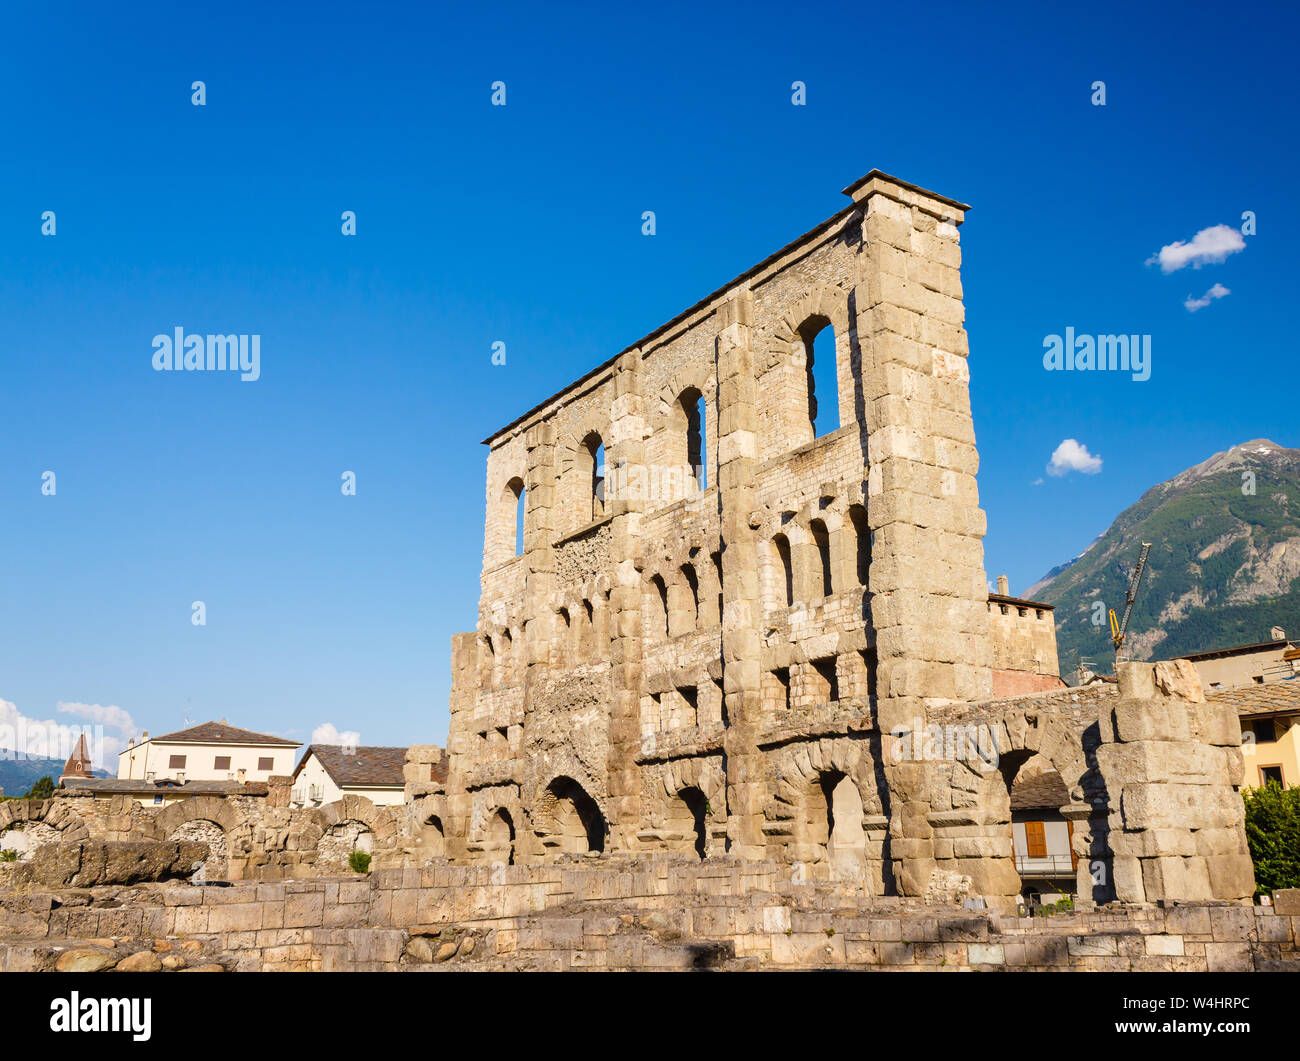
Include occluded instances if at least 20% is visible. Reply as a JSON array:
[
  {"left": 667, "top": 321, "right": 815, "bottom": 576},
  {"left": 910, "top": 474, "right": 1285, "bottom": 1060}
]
[
  {"left": 291, "top": 745, "right": 408, "bottom": 808},
  {"left": 117, "top": 720, "right": 300, "bottom": 784}
]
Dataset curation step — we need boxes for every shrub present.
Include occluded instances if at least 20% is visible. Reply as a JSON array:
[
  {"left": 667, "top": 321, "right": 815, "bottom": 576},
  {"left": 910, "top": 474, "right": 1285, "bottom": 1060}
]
[
  {"left": 0, "top": 849, "right": 18, "bottom": 863},
  {"left": 1243, "top": 782, "right": 1300, "bottom": 894},
  {"left": 348, "top": 849, "right": 372, "bottom": 874}
]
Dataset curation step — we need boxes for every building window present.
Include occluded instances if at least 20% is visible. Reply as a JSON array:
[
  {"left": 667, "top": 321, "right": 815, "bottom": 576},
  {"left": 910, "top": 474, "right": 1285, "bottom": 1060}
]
[
  {"left": 811, "top": 519, "right": 832, "bottom": 597},
  {"left": 773, "top": 534, "right": 793, "bottom": 607},
  {"left": 580, "top": 432, "right": 605, "bottom": 521},
  {"left": 678, "top": 387, "right": 707, "bottom": 491},
  {"left": 1251, "top": 719, "right": 1277, "bottom": 744},
  {"left": 258, "top": 757, "right": 274, "bottom": 771},
  {"left": 214, "top": 756, "right": 231, "bottom": 770},
  {"left": 1261, "top": 765, "right": 1284, "bottom": 787},
  {"left": 505, "top": 476, "right": 526, "bottom": 557},
  {"left": 168, "top": 755, "right": 186, "bottom": 769},
  {"left": 799, "top": 316, "right": 839, "bottom": 438}
]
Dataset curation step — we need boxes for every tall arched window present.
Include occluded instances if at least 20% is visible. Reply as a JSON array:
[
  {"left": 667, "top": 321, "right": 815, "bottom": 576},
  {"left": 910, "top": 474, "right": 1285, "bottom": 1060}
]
[
  {"left": 681, "top": 563, "right": 699, "bottom": 630},
  {"left": 849, "top": 504, "right": 870, "bottom": 587},
  {"left": 811, "top": 519, "right": 832, "bottom": 597},
  {"left": 504, "top": 476, "right": 526, "bottom": 557},
  {"left": 773, "top": 534, "right": 793, "bottom": 608},
  {"left": 581, "top": 432, "right": 606, "bottom": 520},
  {"left": 650, "top": 575, "right": 669, "bottom": 637},
  {"left": 679, "top": 387, "right": 707, "bottom": 491},
  {"left": 799, "top": 316, "right": 839, "bottom": 439}
]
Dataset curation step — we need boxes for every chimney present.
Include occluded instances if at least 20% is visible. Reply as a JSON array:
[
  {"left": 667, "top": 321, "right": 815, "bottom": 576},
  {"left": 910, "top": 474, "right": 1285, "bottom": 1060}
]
[
  {"left": 996, "top": 574, "right": 1009, "bottom": 596},
  {"left": 1271, "top": 626, "right": 1286, "bottom": 642},
  {"left": 141, "top": 731, "right": 149, "bottom": 741}
]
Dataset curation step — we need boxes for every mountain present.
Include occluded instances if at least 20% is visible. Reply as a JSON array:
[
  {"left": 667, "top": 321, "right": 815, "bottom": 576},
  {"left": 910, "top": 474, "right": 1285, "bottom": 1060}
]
[
  {"left": 1029, "top": 439, "right": 1300, "bottom": 676},
  {"left": 0, "top": 757, "right": 110, "bottom": 797}
]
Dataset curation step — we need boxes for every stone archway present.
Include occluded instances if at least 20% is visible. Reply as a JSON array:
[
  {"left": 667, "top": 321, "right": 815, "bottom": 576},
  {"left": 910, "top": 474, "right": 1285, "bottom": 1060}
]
[
  {"left": 169, "top": 819, "right": 230, "bottom": 881},
  {"left": 928, "top": 704, "right": 1098, "bottom": 907},
  {"left": 533, "top": 776, "right": 606, "bottom": 855},
  {"left": 486, "top": 807, "right": 516, "bottom": 866},
  {"left": 153, "top": 795, "right": 247, "bottom": 880},
  {"left": 648, "top": 756, "right": 726, "bottom": 858},
  {"left": 318, "top": 820, "right": 373, "bottom": 870},
  {"left": 0, "top": 798, "right": 90, "bottom": 854},
  {"left": 766, "top": 736, "right": 886, "bottom": 890}
]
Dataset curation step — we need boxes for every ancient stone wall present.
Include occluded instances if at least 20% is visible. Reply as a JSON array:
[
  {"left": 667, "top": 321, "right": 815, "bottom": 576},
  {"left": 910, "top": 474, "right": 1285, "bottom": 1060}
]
[
  {"left": 3, "top": 862, "right": 1295, "bottom": 973},
  {"left": 440, "top": 170, "right": 1244, "bottom": 913},
  {"left": 0, "top": 791, "right": 438, "bottom": 883}
]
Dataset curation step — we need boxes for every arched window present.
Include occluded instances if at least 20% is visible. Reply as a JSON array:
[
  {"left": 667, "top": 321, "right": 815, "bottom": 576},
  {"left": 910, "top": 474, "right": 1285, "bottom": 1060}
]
[
  {"left": 650, "top": 575, "right": 669, "bottom": 637},
  {"left": 849, "top": 504, "right": 870, "bottom": 586},
  {"left": 681, "top": 563, "right": 699, "bottom": 628},
  {"left": 773, "top": 534, "right": 793, "bottom": 608},
  {"left": 811, "top": 519, "right": 832, "bottom": 597},
  {"left": 580, "top": 432, "right": 606, "bottom": 520},
  {"left": 799, "top": 317, "right": 839, "bottom": 439},
  {"left": 679, "top": 387, "right": 707, "bottom": 491},
  {"left": 509, "top": 478, "right": 526, "bottom": 556}
]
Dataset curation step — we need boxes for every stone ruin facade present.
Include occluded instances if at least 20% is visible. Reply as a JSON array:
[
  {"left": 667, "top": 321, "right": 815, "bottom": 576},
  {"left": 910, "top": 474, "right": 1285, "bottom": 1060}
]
[{"left": 437, "top": 170, "right": 1256, "bottom": 911}]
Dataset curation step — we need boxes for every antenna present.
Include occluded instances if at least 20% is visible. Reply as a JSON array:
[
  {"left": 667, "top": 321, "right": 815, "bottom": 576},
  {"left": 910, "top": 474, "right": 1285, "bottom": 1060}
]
[{"left": 1108, "top": 542, "right": 1152, "bottom": 665}]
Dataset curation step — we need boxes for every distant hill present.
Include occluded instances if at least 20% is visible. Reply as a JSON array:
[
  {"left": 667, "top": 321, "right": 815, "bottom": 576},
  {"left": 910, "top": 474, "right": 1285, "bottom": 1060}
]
[
  {"left": 1029, "top": 439, "right": 1300, "bottom": 676},
  {"left": 0, "top": 757, "right": 110, "bottom": 797}
]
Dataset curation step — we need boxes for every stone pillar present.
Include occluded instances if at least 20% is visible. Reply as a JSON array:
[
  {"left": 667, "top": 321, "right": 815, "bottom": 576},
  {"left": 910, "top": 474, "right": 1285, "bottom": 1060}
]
[
  {"left": 266, "top": 775, "right": 292, "bottom": 809},
  {"left": 605, "top": 350, "right": 646, "bottom": 852},
  {"left": 516, "top": 421, "right": 558, "bottom": 862},
  {"left": 442, "top": 631, "right": 478, "bottom": 861},
  {"left": 844, "top": 171, "right": 993, "bottom": 896},
  {"left": 716, "top": 291, "right": 766, "bottom": 858},
  {"left": 1098, "top": 660, "right": 1255, "bottom": 904}
]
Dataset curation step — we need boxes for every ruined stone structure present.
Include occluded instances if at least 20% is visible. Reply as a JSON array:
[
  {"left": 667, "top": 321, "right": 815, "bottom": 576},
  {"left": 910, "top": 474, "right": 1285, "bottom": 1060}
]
[{"left": 441, "top": 171, "right": 1253, "bottom": 911}]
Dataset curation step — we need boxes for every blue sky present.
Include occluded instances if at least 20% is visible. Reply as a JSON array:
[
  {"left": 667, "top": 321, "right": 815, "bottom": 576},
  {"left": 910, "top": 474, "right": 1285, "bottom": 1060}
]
[{"left": 0, "top": 0, "right": 1294, "bottom": 763}]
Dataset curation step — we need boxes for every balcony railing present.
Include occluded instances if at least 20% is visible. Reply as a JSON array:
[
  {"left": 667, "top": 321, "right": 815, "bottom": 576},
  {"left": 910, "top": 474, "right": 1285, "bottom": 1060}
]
[{"left": 1016, "top": 854, "right": 1076, "bottom": 876}]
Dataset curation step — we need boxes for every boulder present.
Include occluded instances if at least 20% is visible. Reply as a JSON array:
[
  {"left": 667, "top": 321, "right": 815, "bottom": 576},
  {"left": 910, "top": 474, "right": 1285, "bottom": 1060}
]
[
  {"left": 12, "top": 841, "right": 210, "bottom": 888},
  {"left": 405, "top": 937, "right": 434, "bottom": 963},
  {"left": 54, "top": 948, "right": 118, "bottom": 973},
  {"left": 116, "top": 950, "right": 163, "bottom": 973}
]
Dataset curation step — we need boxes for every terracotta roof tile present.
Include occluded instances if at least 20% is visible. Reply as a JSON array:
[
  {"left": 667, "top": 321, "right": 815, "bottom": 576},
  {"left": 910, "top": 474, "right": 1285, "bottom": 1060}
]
[
  {"left": 297, "top": 745, "right": 408, "bottom": 788},
  {"left": 150, "top": 721, "right": 300, "bottom": 747},
  {"left": 1010, "top": 771, "right": 1070, "bottom": 811},
  {"left": 1206, "top": 679, "right": 1300, "bottom": 717}
]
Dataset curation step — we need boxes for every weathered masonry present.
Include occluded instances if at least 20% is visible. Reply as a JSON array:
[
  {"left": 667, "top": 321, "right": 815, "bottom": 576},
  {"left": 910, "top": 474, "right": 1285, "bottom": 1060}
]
[{"left": 442, "top": 171, "right": 1252, "bottom": 910}]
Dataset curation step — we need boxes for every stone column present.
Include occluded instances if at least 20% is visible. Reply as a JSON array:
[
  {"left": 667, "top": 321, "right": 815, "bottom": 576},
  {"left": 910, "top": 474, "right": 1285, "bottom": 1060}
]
[
  {"left": 513, "top": 421, "right": 558, "bottom": 862},
  {"left": 1099, "top": 661, "right": 1255, "bottom": 904},
  {"left": 844, "top": 171, "right": 992, "bottom": 896},
  {"left": 605, "top": 350, "right": 647, "bottom": 852},
  {"left": 716, "top": 291, "right": 766, "bottom": 858},
  {"left": 443, "top": 631, "right": 478, "bottom": 861}
]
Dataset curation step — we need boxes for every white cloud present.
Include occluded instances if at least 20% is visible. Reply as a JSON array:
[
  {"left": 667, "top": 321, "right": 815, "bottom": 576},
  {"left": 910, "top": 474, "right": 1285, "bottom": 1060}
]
[
  {"left": 0, "top": 697, "right": 133, "bottom": 769},
  {"left": 57, "top": 700, "right": 136, "bottom": 733},
  {"left": 1047, "top": 439, "right": 1103, "bottom": 477},
  {"left": 1146, "top": 224, "right": 1245, "bottom": 273},
  {"left": 312, "top": 722, "right": 361, "bottom": 748},
  {"left": 1184, "top": 282, "right": 1230, "bottom": 312}
]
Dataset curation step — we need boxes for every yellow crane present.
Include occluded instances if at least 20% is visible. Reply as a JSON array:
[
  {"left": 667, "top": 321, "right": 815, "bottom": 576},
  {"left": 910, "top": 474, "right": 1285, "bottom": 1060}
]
[{"left": 1109, "top": 542, "right": 1152, "bottom": 663}]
